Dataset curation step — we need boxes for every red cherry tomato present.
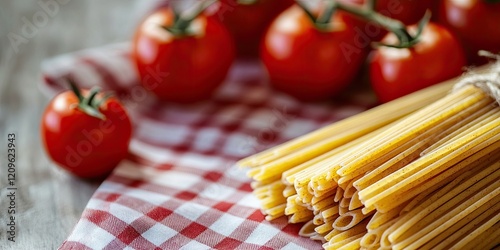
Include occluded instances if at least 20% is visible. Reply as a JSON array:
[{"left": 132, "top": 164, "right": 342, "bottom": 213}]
[
  {"left": 133, "top": 8, "right": 235, "bottom": 103},
  {"left": 439, "top": 0, "right": 500, "bottom": 65},
  {"left": 261, "top": 5, "right": 367, "bottom": 101},
  {"left": 370, "top": 22, "right": 467, "bottom": 103},
  {"left": 41, "top": 88, "right": 132, "bottom": 178},
  {"left": 217, "top": 0, "right": 294, "bottom": 57}
]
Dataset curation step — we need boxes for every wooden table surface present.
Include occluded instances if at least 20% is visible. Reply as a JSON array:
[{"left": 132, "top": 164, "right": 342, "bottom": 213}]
[{"left": 0, "top": 1, "right": 156, "bottom": 249}]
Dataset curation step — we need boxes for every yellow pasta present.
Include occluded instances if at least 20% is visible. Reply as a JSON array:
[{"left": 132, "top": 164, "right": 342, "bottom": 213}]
[
  {"left": 367, "top": 202, "right": 408, "bottom": 231},
  {"left": 373, "top": 141, "right": 499, "bottom": 213},
  {"left": 360, "top": 117, "right": 499, "bottom": 209},
  {"left": 315, "top": 221, "right": 334, "bottom": 235},
  {"left": 339, "top": 86, "right": 486, "bottom": 178},
  {"left": 237, "top": 81, "right": 453, "bottom": 168},
  {"left": 333, "top": 209, "right": 374, "bottom": 231},
  {"left": 324, "top": 233, "right": 364, "bottom": 250},
  {"left": 402, "top": 185, "right": 499, "bottom": 249},
  {"left": 264, "top": 204, "right": 286, "bottom": 221},
  {"left": 348, "top": 191, "right": 363, "bottom": 211},
  {"left": 391, "top": 169, "right": 500, "bottom": 249},
  {"left": 423, "top": 199, "right": 499, "bottom": 249},
  {"left": 361, "top": 218, "right": 398, "bottom": 249},
  {"left": 454, "top": 221, "right": 500, "bottom": 250},
  {"left": 299, "top": 220, "right": 317, "bottom": 238},
  {"left": 289, "top": 208, "right": 314, "bottom": 223},
  {"left": 241, "top": 62, "right": 499, "bottom": 248},
  {"left": 328, "top": 218, "right": 370, "bottom": 244},
  {"left": 419, "top": 103, "right": 496, "bottom": 156},
  {"left": 385, "top": 161, "right": 499, "bottom": 243},
  {"left": 321, "top": 205, "right": 340, "bottom": 222}
]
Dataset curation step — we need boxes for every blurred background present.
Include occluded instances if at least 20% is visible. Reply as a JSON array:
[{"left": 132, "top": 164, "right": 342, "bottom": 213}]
[{"left": 0, "top": 1, "right": 155, "bottom": 248}]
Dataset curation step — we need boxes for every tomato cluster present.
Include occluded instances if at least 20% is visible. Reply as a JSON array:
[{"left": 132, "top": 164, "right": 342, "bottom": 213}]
[
  {"left": 42, "top": 0, "right": 500, "bottom": 178},
  {"left": 132, "top": 0, "right": 499, "bottom": 104}
]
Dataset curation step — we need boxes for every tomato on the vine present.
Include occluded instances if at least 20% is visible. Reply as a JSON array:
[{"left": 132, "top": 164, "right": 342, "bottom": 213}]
[
  {"left": 41, "top": 85, "right": 132, "bottom": 178},
  {"left": 370, "top": 22, "right": 467, "bottom": 103},
  {"left": 376, "top": 0, "right": 434, "bottom": 25},
  {"left": 438, "top": 0, "right": 500, "bottom": 65},
  {"left": 261, "top": 5, "right": 367, "bottom": 101},
  {"left": 133, "top": 7, "right": 235, "bottom": 103},
  {"left": 339, "top": 0, "right": 434, "bottom": 25},
  {"left": 217, "top": 0, "right": 294, "bottom": 57},
  {"left": 333, "top": 0, "right": 435, "bottom": 45}
]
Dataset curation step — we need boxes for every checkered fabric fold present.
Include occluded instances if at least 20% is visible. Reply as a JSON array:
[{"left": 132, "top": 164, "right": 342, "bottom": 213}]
[{"left": 40, "top": 43, "right": 376, "bottom": 250}]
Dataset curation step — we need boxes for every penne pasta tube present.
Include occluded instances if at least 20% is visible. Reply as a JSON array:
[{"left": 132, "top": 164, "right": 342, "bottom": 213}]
[
  {"left": 348, "top": 191, "right": 363, "bottom": 211},
  {"left": 289, "top": 208, "right": 314, "bottom": 223},
  {"left": 260, "top": 195, "right": 287, "bottom": 210},
  {"left": 339, "top": 205, "right": 350, "bottom": 216},
  {"left": 282, "top": 184, "right": 296, "bottom": 198},
  {"left": 334, "top": 187, "right": 344, "bottom": 203},
  {"left": 313, "top": 212, "right": 324, "bottom": 225},
  {"left": 335, "top": 236, "right": 362, "bottom": 250},
  {"left": 315, "top": 221, "right": 334, "bottom": 235},
  {"left": 328, "top": 217, "right": 370, "bottom": 243},
  {"left": 312, "top": 196, "right": 336, "bottom": 213},
  {"left": 343, "top": 178, "right": 359, "bottom": 199},
  {"left": 324, "top": 229, "right": 342, "bottom": 242},
  {"left": 310, "top": 232, "right": 328, "bottom": 243},
  {"left": 321, "top": 205, "right": 340, "bottom": 222},
  {"left": 362, "top": 218, "right": 398, "bottom": 249},
  {"left": 367, "top": 202, "right": 408, "bottom": 231},
  {"left": 264, "top": 204, "right": 286, "bottom": 221},
  {"left": 333, "top": 209, "right": 373, "bottom": 231},
  {"left": 299, "top": 220, "right": 317, "bottom": 238},
  {"left": 340, "top": 197, "right": 351, "bottom": 208}
]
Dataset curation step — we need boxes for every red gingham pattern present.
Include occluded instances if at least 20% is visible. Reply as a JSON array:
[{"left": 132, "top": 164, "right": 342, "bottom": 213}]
[{"left": 40, "top": 43, "right": 376, "bottom": 250}]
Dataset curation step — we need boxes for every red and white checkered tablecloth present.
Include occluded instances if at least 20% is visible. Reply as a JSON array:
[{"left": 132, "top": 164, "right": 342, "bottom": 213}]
[{"left": 40, "top": 43, "right": 376, "bottom": 250}]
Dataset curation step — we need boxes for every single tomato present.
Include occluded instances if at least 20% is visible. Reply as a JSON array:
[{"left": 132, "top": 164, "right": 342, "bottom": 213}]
[
  {"left": 261, "top": 5, "right": 367, "bottom": 101},
  {"left": 217, "top": 0, "right": 294, "bottom": 57},
  {"left": 370, "top": 22, "right": 467, "bottom": 103},
  {"left": 133, "top": 8, "right": 235, "bottom": 103},
  {"left": 439, "top": 0, "right": 500, "bottom": 65},
  {"left": 41, "top": 85, "right": 132, "bottom": 178}
]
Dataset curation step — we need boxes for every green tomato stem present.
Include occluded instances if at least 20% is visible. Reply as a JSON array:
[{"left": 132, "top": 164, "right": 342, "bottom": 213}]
[
  {"left": 295, "top": 0, "right": 430, "bottom": 48},
  {"left": 237, "top": 0, "right": 259, "bottom": 5},
  {"left": 367, "top": 0, "right": 377, "bottom": 11},
  {"left": 167, "top": 0, "right": 217, "bottom": 36},
  {"left": 334, "top": 0, "right": 415, "bottom": 46},
  {"left": 68, "top": 80, "right": 108, "bottom": 120}
]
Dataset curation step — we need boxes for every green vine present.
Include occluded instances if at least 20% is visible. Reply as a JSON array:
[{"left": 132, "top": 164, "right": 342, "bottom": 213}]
[{"left": 295, "top": 0, "right": 432, "bottom": 48}]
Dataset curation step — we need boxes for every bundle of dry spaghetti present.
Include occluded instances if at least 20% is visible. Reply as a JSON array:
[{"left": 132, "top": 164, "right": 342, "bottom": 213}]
[{"left": 238, "top": 62, "right": 500, "bottom": 250}]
